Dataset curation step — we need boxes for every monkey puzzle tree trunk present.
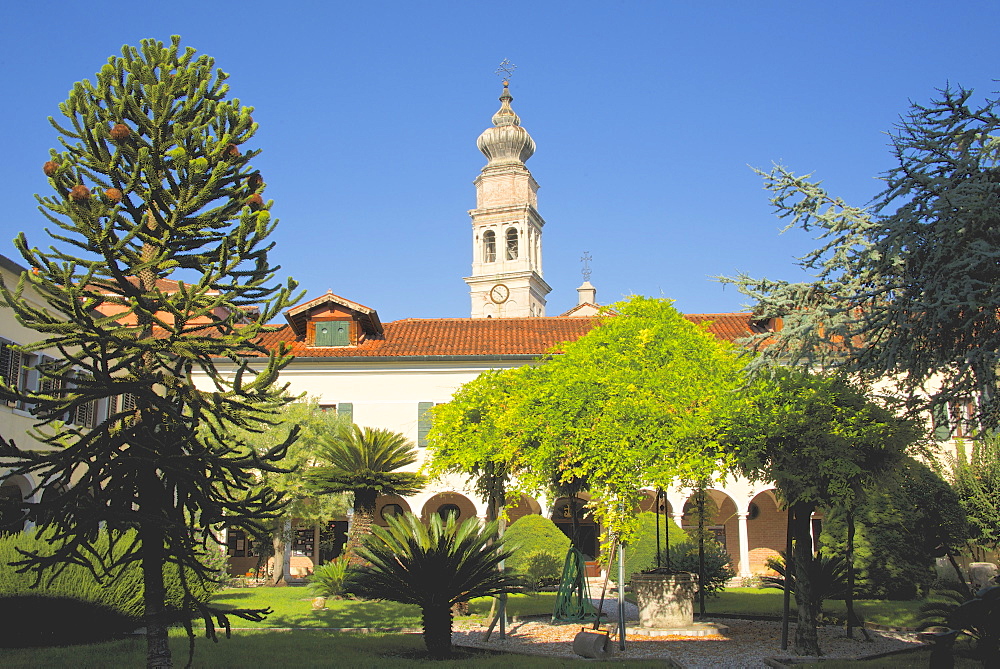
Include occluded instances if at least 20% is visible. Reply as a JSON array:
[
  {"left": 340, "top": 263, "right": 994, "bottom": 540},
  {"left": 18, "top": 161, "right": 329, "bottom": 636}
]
[
  {"left": 421, "top": 603, "right": 454, "bottom": 659},
  {"left": 139, "top": 467, "right": 171, "bottom": 669},
  {"left": 791, "top": 501, "right": 821, "bottom": 656}
]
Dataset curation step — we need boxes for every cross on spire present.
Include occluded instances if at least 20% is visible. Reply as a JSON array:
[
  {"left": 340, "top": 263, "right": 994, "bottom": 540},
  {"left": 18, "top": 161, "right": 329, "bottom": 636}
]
[
  {"left": 495, "top": 59, "right": 517, "bottom": 83},
  {"left": 581, "top": 251, "right": 593, "bottom": 282}
]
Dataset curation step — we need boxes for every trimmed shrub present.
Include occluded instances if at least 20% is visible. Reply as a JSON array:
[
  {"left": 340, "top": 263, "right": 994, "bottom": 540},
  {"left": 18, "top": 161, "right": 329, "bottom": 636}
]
[
  {"left": 662, "top": 540, "right": 737, "bottom": 598},
  {"left": 623, "top": 511, "right": 688, "bottom": 581},
  {"left": 0, "top": 595, "right": 140, "bottom": 647},
  {"left": 502, "top": 514, "right": 571, "bottom": 575},
  {"left": 521, "top": 550, "right": 563, "bottom": 590},
  {"left": 0, "top": 526, "right": 228, "bottom": 646}
]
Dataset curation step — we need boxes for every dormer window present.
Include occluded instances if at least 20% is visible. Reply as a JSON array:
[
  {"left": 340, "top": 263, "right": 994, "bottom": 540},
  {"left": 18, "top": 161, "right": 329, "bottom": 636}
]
[
  {"left": 314, "top": 320, "right": 350, "bottom": 347},
  {"left": 483, "top": 230, "right": 496, "bottom": 263},
  {"left": 505, "top": 228, "right": 518, "bottom": 260}
]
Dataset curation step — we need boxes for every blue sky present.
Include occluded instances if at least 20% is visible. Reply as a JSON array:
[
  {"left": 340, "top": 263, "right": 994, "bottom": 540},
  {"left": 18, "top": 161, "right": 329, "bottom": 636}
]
[{"left": 2, "top": 1, "right": 998, "bottom": 322}]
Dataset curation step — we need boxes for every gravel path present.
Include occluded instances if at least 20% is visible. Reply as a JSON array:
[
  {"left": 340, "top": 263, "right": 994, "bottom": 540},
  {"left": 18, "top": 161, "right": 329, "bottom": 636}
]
[{"left": 454, "top": 618, "right": 922, "bottom": 667}]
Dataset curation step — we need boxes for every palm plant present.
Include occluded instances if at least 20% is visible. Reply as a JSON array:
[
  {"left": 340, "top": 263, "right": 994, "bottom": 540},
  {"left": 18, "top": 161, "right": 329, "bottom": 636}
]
[
  {"left": 306, "top": 424, "right": 425, "bottom": 565},
  {"left": 346, "top": 512, "right": 522, "bottom": 659},
  {"left": 762, "top": 551, "right": 849, "bottom": 623}
]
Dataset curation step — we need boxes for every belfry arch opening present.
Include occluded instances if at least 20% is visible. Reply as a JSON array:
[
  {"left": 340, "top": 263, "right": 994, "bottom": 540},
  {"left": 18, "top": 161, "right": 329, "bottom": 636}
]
[
  {"left": 483, "top": 230, "right": 496, "bottom": 262},
  {"left": 505, "top": 228, "right": 518, "bottom": 260}
]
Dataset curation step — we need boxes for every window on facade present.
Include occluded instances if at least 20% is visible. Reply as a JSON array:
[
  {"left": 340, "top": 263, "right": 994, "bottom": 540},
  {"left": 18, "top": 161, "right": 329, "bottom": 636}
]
[
  {"left": 0, "top": 339, "right": 22, "bottom": 408},
  {"left": 318, "top": 402, "right": 353, "bottom": 422},
  {"left": 505, "top": 228, "right": 518, "bottom": 260},
  {"left": 934, "top": 398, "right": 978, "bottom": 440},
  {"left": 483, "top": 230, "right": 496, "bottom": 263},
  {"left": 0, "top": 484, "right": 24, "bottom": 535},
  {"left": 417, "top": 401, "right": 435, "bottom": 447},
  {"left": 314, "top": 321, "right": 350, "bottom": 347},
  {"left": 380, "top": 503, "right": 404, "bottom": 520},
  {"left": 437, "top": 503, "right": 461, "bottom": 521}
]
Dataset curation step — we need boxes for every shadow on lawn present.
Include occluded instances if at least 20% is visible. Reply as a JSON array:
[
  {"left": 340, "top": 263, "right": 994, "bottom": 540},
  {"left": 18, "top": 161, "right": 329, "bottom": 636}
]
[{"left": 285, "top": 600, "right": 423, "bottom": 628}]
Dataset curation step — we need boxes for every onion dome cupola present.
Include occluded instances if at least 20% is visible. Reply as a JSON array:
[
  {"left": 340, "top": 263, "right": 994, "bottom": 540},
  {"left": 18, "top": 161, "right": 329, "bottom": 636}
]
[{"left": 476, "top": 80, "right": 536, "bottom": 166}]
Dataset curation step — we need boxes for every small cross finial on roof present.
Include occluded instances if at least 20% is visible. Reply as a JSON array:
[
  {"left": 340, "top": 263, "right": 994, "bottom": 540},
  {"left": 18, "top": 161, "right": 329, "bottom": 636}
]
[
  {"left": 581, "top": 251, "right": 593, "bottom": 282},
  {"left": 495, "top": 59, "right": 517, "bottom": 84}
]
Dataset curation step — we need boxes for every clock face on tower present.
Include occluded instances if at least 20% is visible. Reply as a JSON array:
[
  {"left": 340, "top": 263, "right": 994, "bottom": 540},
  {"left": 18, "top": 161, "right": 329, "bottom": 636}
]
[{"left": 489, "top": 284, "right": 510, "bottom": 304}]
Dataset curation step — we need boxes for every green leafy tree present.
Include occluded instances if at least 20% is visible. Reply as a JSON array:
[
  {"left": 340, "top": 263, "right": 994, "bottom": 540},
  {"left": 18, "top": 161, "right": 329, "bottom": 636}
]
[
  {"left": 721, "top": 85, "right": 1000, "bottom": 428},
  {"left": 511, "top": 296, "right": 746, "bottom": 541},
  {"left": 821, "top": 458, "right": 968, "bottom": 599},
  {"left": 346, "top": 513, "right": 522, "bottom": 659},
  {"left": 306, "top": 424, "right": 426, "bottom": 565},
  {"left": 724, "top": 368, "right": 920, "bottom": 655},
  {"left": 950, "top": 435, "right": 1000, "bottom": 556},
  {"left": 0, "top": 36, "right": 298, "bottom": 667},
  {"left": 426, "top": 368, "right": 527, "bottom": 523},
  {"left": 227, "top": 398, "right": 351, "bottom": 584}
]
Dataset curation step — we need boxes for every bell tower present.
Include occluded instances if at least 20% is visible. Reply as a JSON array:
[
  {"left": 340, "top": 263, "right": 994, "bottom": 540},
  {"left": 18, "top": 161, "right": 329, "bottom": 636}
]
[{"left": 464, "top": 76, "right": 551, "bottom": 318}]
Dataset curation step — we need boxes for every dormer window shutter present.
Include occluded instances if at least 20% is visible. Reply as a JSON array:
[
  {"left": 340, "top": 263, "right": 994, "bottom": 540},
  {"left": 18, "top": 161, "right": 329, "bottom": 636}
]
[{"left": 315, "top": 321, "right": 350, "bottom": 347}]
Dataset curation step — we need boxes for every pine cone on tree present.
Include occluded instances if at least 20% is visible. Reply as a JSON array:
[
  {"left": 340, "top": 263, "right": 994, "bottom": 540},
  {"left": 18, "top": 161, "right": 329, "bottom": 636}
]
[
  {"left": 105, "top": 188, "right": 123, "bottom": 201},
  {"left": 43, "top": 161, "right": 59, "bottom": 176},
  {"left": 110, "top": 123, "right": 131, "bottom": 141},
  {"left": 246, "top": 194, "right": 263, "bottom": 210},
  {"left": 69, "top": 185, "right": 91, "bottom": 202}
]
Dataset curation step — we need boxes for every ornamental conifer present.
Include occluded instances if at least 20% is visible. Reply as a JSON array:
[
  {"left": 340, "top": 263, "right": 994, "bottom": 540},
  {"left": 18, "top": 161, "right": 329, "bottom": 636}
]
[{"left": 0, "top": 36, "right": 300, "bottom": 668}]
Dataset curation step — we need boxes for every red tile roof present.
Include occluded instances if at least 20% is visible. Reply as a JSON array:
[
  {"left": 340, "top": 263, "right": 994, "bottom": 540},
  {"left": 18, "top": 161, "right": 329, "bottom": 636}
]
[{"left": 257, "top": 312, "right": 767, "bottom": 359}]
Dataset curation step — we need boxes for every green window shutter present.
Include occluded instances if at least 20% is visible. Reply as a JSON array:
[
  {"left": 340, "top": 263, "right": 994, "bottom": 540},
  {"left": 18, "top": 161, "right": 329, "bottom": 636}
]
[
  {"left": 418, "top": 401, "right": 434, "bottom": 448},
  {"left": 932, "top": 404, "right": 951, "bottom": 441},
  {"left": 337, "top": 402, "right": 353, "bottom": 422},
  {"left": 315, "top": 322, "right": 333, "bottom": 346},
  {"left": 332, "top": 322, "right": 349, "bottom": 346},
  {"left": 315, "top": 321, "right": 350, "bottom": 347}
]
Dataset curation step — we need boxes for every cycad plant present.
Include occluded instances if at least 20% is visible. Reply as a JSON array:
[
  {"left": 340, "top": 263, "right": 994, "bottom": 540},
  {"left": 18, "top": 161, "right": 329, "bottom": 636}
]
[
  {"left": 306, "top": 424, "right": 425, "bottom": 564},
  {"left": 762, "top": 551, "right": 849, "bottom": 623},
  {"left": 346, "top": 513, "right": 522, "bottom": 659}
]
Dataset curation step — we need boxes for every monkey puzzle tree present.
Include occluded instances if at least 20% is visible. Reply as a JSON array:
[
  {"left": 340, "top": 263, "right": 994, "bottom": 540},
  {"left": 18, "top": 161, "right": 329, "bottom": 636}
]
[{"left": 0, "top": 37, "right": 299, "bottom": 668}]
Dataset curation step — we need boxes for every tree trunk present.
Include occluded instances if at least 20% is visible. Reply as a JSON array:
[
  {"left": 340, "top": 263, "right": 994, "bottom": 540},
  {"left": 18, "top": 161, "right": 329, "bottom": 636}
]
[
  {"left": 345, "top": 490, "right": 377, "bottom": 566},
  {"left": 846, "top": 509, "right": 856, "bottom": 639},
  {"left": 271, "top": 517, "right": 291, "bottom": 586},
  {"left": 139, "top": 471, "right": 172, "bottom": 669},
  {"left": 781, "top": 505, "right": 793, "bottom": 650},
  {"left": 791, "top": 501, "right": 821, "bottom": 656},
  {"left": 422, "top": 603, "right": 453, "bottom": 659}
]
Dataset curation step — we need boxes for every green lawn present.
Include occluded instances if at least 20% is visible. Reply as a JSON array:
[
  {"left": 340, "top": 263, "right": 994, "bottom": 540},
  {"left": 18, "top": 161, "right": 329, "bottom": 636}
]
[
  {"left": 794, "top": 646, "right": 983, "bottom": 668},
  {"left": 704, "top": 588, "right": 924, "bottom": 628},
  {"left": 0, "top": 586, "right": 932, "bottom": 667},
  {"left": 0, "top": 630, "right": 667, "bottom": 668},
  {"left": 211, "top": 588, "right": 558, "bottom": 628}
]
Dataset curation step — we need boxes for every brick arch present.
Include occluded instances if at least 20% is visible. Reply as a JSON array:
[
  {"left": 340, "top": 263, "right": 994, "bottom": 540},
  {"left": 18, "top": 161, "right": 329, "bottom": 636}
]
[
  {"left": 506, "top": 494, "right": 541, "bottom": 525},
  {"left": 373, "top": 494, "right": 413, "bottom": 527},
  {"left": 420, "top": 492, "right": 478, "bottom": 525},
  {"left": 638, "top": 489, "right": 673, "bottom": 516},
  {"left": 747, "top": 489, "right": 785, "bottom": 575}
]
